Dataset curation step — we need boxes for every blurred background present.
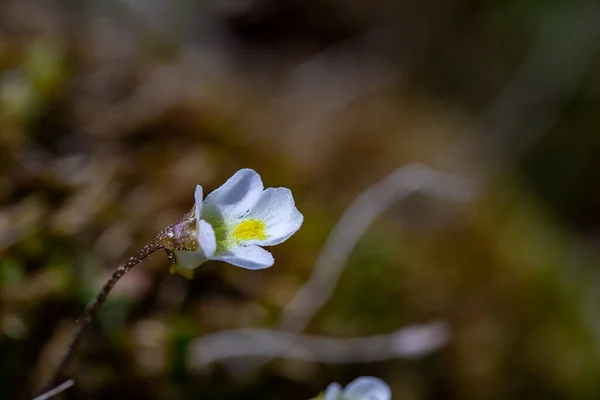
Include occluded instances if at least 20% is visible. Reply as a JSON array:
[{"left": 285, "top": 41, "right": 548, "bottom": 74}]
[{"left": 2, "top": 0, "right": 600, "bottom": 399}]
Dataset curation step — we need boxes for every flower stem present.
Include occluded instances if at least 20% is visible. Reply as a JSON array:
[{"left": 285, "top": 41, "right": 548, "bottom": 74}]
[
  {"left": 42, "top": 238, "right": 164, "bottom": 392},
  {"left": 41, "top": 212, "right": 197, "bottom": 394}
]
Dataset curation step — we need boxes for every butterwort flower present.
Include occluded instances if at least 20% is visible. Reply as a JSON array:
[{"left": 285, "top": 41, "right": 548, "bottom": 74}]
[
  {"left": 46, "top": 169, "right": 302, "bottom": 388},
  {"left": 170, "top": 168, "right": 303, "bottom": 277},
  {"left": 318, "top": 377, "right": 391, "bottom": 400}
]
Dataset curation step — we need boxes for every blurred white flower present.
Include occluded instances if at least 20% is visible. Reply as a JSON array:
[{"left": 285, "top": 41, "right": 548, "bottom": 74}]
[
  {"left": 322, "top": 377, "right": 391, "bottom": 400},
  {"left": 172, "top": 168, "right": 303, "bottom": 276}
]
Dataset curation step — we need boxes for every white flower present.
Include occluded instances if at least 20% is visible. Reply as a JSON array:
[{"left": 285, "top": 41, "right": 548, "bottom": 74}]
[
  {"left": 171, "top": 168, "right": 303, "bottom": 276},
  {"left": 323, "top": 377, "right": 391, "bottom": 400}
]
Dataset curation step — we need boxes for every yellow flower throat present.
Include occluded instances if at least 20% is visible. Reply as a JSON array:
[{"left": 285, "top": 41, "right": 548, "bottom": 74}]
[{"left": 231, "top": 219, "right": 267, "bottom": 242}]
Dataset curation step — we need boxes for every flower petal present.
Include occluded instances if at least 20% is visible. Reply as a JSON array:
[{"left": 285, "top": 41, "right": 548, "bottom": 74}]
[
  {"left": 194, "top": 185, "right": 204, "bottom": 219},
  {"left": 211, "top": 244, "right": 274, "bottom": 270},
  {"left": 204, "top": 169, "right": 263, "bottom": 220},
  {"left": 244, "top": 187, "right": 303, "bottom": 246},
  {"left": 343, "top": 377, "right": 391, "bottom": 400},
  {"left": 324, "top": 383, "right": 343, "bottom": 400},
  {"left": 172, "top": 220, "right": 216, "bottom": 272},
  {"left": 198, "top": 219, "right": 216, "bottom": 258},
  {"left": 173, "top": 249, "right": 208, "bottom": 273}
]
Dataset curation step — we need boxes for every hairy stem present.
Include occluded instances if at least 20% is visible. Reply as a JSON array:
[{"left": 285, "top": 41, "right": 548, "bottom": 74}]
[
  {"left": 43, "top": 238, "right": 163, "bottom": 392},
  {"left": 41, "top": 212, "right": 197, "bottom": 394}
]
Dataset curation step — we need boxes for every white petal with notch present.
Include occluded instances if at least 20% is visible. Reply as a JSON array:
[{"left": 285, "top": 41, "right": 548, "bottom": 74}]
[
  {"left": 204, "top": 169, "right": 264, "bottom": 219},
  {"left": 244, "top": 187, "right": 303, "bottom": 246},
  {"left": 212, "top": 244, "right": 275, "bottom": 270}
]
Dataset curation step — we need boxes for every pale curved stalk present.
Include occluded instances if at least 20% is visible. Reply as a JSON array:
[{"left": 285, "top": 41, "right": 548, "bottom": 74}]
[{"left": 32, "top": 380, "right": 74, "bottom": 400}]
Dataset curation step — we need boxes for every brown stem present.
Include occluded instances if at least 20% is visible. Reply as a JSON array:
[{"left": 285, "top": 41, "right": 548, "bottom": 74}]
[
  {"left": 40, "top": 212, "right": 198, "bottom": 394},
  {"left": 42, "top": 238, "right": 164, "bottom": 392}
]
